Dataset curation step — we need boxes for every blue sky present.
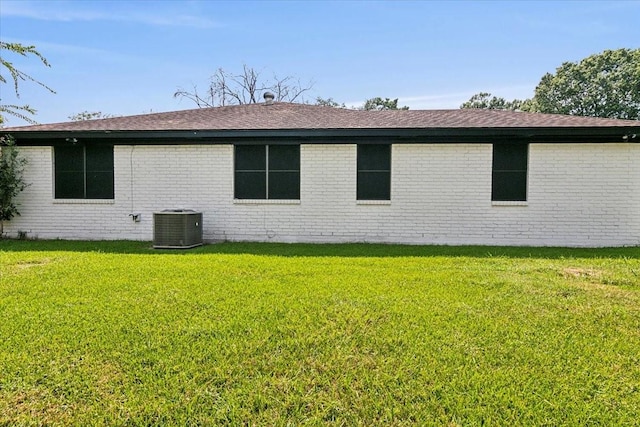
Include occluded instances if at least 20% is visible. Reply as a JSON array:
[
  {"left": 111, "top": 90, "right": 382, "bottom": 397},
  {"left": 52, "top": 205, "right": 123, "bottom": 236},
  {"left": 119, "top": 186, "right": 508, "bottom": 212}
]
[{"left": 1, "top": 0, "right": 639, "bottom": 125}]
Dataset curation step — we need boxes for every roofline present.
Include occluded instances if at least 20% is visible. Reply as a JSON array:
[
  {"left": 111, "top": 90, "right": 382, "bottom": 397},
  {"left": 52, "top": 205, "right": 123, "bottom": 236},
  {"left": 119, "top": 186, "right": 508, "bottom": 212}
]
[{"left": 4, "top": 126, "right": 639, "bottom": 146}]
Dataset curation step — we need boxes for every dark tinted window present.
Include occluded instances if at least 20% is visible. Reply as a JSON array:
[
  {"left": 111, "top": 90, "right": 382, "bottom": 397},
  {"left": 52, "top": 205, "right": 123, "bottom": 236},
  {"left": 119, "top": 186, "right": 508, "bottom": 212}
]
[
  {"left": 235, "top": 171, "right": 267, "bottom": 199},
  {"left": 269, "top": 145, "right": 299, "bottom": 171},
  {"left": 235, "top": 144, "right": 300, "bottom": 200},
  {"left": 268, "top": 171, "right": 299, "bottom": 199},
  {"left": 55, "top": 144, "right": 114, "bottom": 199},
  {"left": 357, "top": 144, "right": 391, "bottom": 200},
  {"left": 492, "top": 144, "right": 528, "bottom": 201},
  {"left": 235, "top": 145, "right": 266, "bottom": 171},
  {"left": 54, "top": 145, "right": 84, "bottom": 199},
  {"left": 86, "top": 145, "right": 114, "bottom": 199}
]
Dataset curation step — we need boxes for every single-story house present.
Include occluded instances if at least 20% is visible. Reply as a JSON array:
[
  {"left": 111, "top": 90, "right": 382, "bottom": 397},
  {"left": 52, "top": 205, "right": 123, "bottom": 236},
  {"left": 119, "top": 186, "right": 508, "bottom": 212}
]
[{"left": 3, "top": 100, "right": 639, "bottom": 247}]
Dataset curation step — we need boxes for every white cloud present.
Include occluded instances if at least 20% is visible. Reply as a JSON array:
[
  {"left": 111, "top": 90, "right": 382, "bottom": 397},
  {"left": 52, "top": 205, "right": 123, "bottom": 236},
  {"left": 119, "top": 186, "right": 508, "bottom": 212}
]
[{"left": 0, "top": 1, "right": 219, "bottom": 29}]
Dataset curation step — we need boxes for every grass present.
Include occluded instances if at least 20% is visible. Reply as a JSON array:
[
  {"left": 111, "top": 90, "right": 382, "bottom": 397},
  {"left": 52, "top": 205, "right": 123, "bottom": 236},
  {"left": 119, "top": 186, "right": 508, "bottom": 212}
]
[{"left": 1, "top": 240, "right": 639, "bottom": 426}]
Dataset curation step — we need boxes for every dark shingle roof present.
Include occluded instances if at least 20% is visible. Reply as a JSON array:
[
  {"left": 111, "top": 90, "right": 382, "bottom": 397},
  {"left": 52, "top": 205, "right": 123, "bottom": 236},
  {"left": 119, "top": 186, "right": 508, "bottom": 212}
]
[{"left": 5, "top": 102, "right": 639, "bottom": 132}]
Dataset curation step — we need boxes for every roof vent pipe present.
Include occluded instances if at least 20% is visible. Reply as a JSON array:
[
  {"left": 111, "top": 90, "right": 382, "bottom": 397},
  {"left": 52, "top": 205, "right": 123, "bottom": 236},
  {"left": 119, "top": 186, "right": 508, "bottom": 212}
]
[{"left": 263, "top": 92, "right": 275, "bottom": 105}]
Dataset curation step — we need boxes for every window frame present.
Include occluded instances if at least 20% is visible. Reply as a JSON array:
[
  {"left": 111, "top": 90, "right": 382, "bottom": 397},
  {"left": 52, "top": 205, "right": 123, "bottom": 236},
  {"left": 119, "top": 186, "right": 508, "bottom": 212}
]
[
  {"left": 54, "top": 144, "right": 114, "bottom": 200},
  {"left": 491, "top": 143, "right": 528, "bottom": 202},
  {"left": 357, "top": 143, "right": 391, "bottom": 201},
  {"left": 234, "top": 144, "right": 300, "bottom": 200}
]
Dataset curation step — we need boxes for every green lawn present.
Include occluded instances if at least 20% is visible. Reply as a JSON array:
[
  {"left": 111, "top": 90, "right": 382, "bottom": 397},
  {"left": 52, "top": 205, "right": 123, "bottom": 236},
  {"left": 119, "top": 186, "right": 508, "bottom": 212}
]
[{"left": 1, "top": 240, "right": 639, "bottom": 426}]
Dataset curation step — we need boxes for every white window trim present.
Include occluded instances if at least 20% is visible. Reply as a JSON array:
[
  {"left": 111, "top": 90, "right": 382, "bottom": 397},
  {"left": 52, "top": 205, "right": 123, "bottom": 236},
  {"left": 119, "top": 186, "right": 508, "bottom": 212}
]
[
  {"left": 233, "top": 199, "right": 300, "bottom": 205},
  {"left": 52, "top": 199, "right": 115, "bottom": 205},
  {"left": 357, "top": 200, "right": 391, "bottom": 205},
  {"left": 491, "top": 201, "right": 528, "bottom": 207}
]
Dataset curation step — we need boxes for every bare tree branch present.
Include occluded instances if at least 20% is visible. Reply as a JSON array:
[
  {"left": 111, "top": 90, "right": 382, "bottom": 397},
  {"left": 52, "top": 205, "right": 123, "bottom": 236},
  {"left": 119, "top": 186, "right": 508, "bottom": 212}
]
[
  {"left": 174, "top": 64, "right": 314, "bottom": 107},
  {"left": 173, "top": 83, "right": 214, "bottom": 108}
]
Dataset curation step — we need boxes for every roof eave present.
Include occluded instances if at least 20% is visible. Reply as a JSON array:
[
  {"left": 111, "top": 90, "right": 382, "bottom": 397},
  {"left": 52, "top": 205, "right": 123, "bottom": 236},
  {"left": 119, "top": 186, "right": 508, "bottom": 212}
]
[{"left": 5, "top": 126, "right": 638, "bottom": 145}]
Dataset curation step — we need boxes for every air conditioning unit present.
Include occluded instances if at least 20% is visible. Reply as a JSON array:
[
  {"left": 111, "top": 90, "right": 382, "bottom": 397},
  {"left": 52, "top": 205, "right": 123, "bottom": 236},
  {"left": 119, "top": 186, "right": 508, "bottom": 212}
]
[{"left": 153, "top": 209, "right": 203, "bottom": 249}]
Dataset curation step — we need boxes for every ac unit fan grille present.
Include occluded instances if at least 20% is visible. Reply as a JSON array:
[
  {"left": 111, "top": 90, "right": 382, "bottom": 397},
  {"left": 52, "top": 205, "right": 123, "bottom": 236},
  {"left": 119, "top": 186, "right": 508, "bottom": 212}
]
[{"left": 153, "top": 211, "right": 203, "bottom": 249}]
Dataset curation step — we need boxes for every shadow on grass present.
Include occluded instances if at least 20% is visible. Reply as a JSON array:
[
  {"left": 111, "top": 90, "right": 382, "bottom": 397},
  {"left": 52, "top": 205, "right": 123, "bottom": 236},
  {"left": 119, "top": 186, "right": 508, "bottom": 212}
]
[{"left": 1, "top": 239, "right": 639, "bottom": 259}]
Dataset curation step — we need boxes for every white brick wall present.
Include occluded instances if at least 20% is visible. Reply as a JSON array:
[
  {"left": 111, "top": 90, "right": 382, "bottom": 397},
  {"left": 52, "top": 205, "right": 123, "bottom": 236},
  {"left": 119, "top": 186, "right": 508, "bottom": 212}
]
[{"left": 5, "top": 143, "right": 640, "bottom": 247}]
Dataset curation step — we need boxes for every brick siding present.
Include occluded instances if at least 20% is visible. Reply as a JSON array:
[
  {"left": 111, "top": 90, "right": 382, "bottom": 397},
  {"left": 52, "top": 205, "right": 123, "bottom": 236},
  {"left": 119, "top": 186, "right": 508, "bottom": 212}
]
[{"left": 5, "top": 143, "right": 639, "bottom": 247}]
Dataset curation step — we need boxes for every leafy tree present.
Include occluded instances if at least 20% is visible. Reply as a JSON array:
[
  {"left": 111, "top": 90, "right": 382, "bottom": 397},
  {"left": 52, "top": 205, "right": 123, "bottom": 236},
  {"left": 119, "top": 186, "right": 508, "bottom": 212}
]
[
  {"left": 0, "top": 42, "right": 55, "bottom": 125},
  {"left": 174, "top": 64, "right": 313, "bottom": 107},
  {"left": 460, "top": 92, "right": 531, "bottom": 111},
  {"left": 361, "top": 97, "right": 409, "bottom": 111},
  {"left": 315, "top": 97, "right": 345, "bottom": 108},
  {"left": 533, "top": 48, "right": 640, "bottom": 120},
  {"left": 314, "top": 96, "right": 408, "bottom": 110},
  {"left": 0, "top": 135, "right": 28, "bottom": 237},
  {"left": 0, "top": 42, "right": 44, "bottom": 235},
  {"left": 461, "top": 48, "right": 640, "bottom": 119},
  {"left": 69, "top": 111, "right": 114, "bottom": 121}
]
